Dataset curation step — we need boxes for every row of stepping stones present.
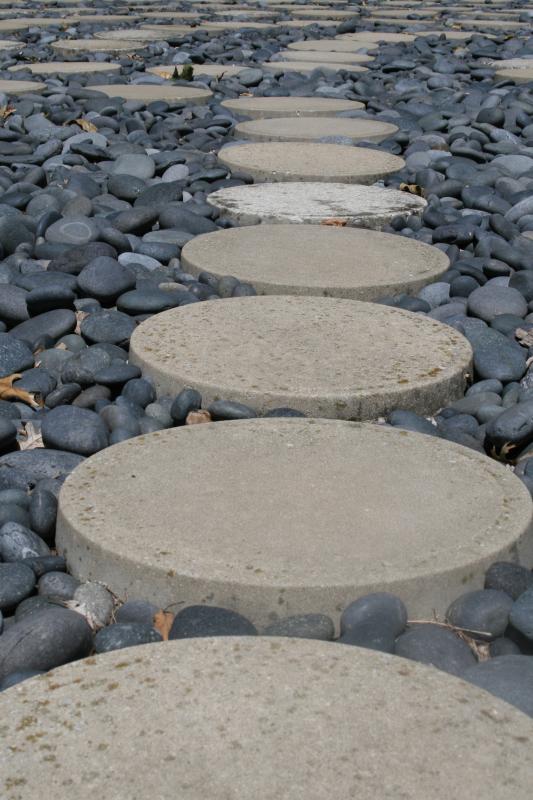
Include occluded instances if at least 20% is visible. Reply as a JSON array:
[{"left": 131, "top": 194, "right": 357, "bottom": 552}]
[{"left": 2, "top": 4, "right": 533, "bottom": 797}]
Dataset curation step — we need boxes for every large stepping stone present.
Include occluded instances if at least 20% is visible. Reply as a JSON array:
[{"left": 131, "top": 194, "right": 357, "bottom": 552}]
[
  {"left": 56, "top": 419, "right": 532, "bottom": 623},
  {"left": 4, "top": 638, "right": 533, "bottom": 796},
  {"left": 0, "top": 79, "right": 46, "bottom": 95},
  {"left": 181, "top": 224, "right": 448, "bottom": 299},
  {"left": 217, "top": 142, "right": 404, "bottom": 184},
  {"left": 9, "top": 61, "right": 121, "bottom": 75},
  {"left": 340, "top": 31, "right": 416, "bottom": 42},
  {"left": 89, "top": 83, "right": 212, "bottom": 104},
  {"left": 52, "top": 38, "right": 147, "bottom": 56},
  {"left": 234, "top": 116, "right": 398, "bottom": 144},
  {"left": 263, "top": 60, "right": 368, "bottom": 74},
  {"left": 129, "top": 296, "right": 471, "bottom": 418},
  {"left": 221, "top": 95, "right": 364, "bottom": 119},
  {"left": 208, "top": 182, "right": 426, "bottom": 228},
  {"left": 275, "top": 48, "right": 373, "bottom": 64},
  {"left": 287, "top": 38, "right": 377, "bottom": 53}
]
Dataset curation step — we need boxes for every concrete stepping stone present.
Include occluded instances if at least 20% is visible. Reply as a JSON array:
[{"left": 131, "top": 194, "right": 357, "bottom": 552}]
[
  {"left": 416, "top": 29, "right": 497, "bottom": 40},
  {"left": 57, "top": 417, "right": 533, "bottom": 623},
  {"left": 263, "top": 60, "right": 368, "bottom": 74},
  {"left": 129, "top": 296, "right": 471, "bottom": 418},
  {"left": 491, "top": 58, "right": 533, "bottom": 70},
  {"left": 148, "top": 64, "right": 257, "bottom": 79},
  {"left": 181, "top": 224, "right": 448, "bottom": 299},
  {"left": 493, "top": 66, "right": 533, "bottom": 83},
  {"left": 217, "top": 142, "right": 404, "bottom": 184},
  {"left": 4, "top": 638, "right": 533, "bottom": 797},
  {"left": 340, "top": 31, "right": 416, "bottom": 43},
  {"left": 221, "top": 95, "right": 364, "bottom": 119},
  {"left": 208, "top": 182, "right": 426, "bottom": 228},
  {"left": 9, "top": 61, "right": 121, "bottom": 75},
  {"left": 273, "top": 49, "right": 373, "bottom": 64},
  {"left": 0, "top": 40, "right": 21, "bottom": 50},
  {"left": 291, "top": 8, "right": 360, "bottom": 18},
  {"left": 233, "top": 116, "right": 398, "bottom": 144},
  {"left": 89, "top": 83, "right": 212, "bottom": 104},
  {"left": 93, "top": 27, "right": 191, "bottom": 41},
  {"left": 287, "top": 38, "right": 377, "bottom": 53},
  {"left": 51, "top": 39, "right": 147, "bottom": 56},
  {"left": 0, "top": 79, "right": 46, "bottom": 95}
]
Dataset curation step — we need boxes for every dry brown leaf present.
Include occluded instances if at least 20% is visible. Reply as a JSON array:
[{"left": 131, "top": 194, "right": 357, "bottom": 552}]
[
  {"left": 75, "top": 118, "right": 97, "bottom": 133},
  {"left": 399, "top": 182, "right": 424, "bottom": 197},
  {"left": 55, "top": 341, "right": 68, "bottom": 351},
  {"left": 186, "top": 409, "right": 212, "bottom": 425},
  {"left": 516, "top": 328, "right": 533, "bottom": 348},
  {"left": 321, "top": 218, "right": 347, "bottom": 227},
  {"left": 0, "top": 374, "right": 41, "bottom": 408},
  {"left": 239, "top": 92, "right": 253, "bottom": 97},
  {"left": 0, "top": 104, "right": 15, "bottom": 122},
  {"left": 74, "top": 310, "right": 89, "bottom": 335},
  {"left": 153, "top": 610, "right": 174, "bottom": 641},
  {"left": 19, "top": 421, "right": 44, "bottom": 451}
]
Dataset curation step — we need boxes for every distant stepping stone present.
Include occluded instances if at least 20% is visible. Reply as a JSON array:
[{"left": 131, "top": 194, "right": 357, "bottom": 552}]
[
  {"left": 221, "top": 95, "right": 364, "bottom": 119},
  {"left": 0, "top": 40, "right": 22, "bottom": 50},
  {"left": 217, "top": 142, "right": 404, "bottom": 183},
  {"left": 340, "top": 31, "right": 416, "bottom": 42},
  {"left": 0, "top": 79, "right": 45, "bottom": 95},
  {"left": 263, "top": 60, "right": 368, "bottom": 74},
  {"left": 148, "top": 64, "right": 257, "bottom": 79},
  {"left": 9, "top": 61, "right": 121, "bottom": 75},
  {"left": 234, "top": 116, "right": 398, "bottom": 144},
  {"left": 56, "top": 419, "right": 532, "bottom": 623},
  {"left": 181, "top": 224, "right": 448, "bottom": 300},
  {"left": 93, "top": 27, "right": 190, "bottom": 41},
  {"left": 51, "top": 39, "right": 147, "bottom": 56},
  {"left": 4, "top": 638, "right": 533, "bottom": 795},
  {"left": 418, "top": 29, "right": 497, "bottom": 40},
  {"left": 288, "top": 38, "right": 378, "bottom": 52},
  {"left": 493, "top": 62, "right": 533, "bottom": 83},
  {"left": 89, "top": 84, "right": 212, "bottom": 104},
  {"left": 129, "top": 296, "right": 471, "bottom": 418},
  {"left": 274, "top": 48, "right": 373, "bottom": 63},
  {"left": 209, "top": 182, "right": 426, "bottom": 228}
]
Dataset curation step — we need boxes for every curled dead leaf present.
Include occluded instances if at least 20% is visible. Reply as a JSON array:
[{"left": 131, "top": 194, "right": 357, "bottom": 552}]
[
  {"left": 153, "top": 610, "right": 174, "bottom": 641},
  {"left": 321, "top": 218, "right": 347, "bottom": 227},
  {"left": 0, "top": 374, "right": 41, "bottom": 408},
  {"left": 516, "top": 328, "right": 533, "bottom": 349},
  {"left": 399, "top": 182, "right": 424, "bottom": 197},
  {"left": 0, "top": 104, "right": 15, "bottom": 122},
  {"left": 186, "top": 409, "right": 212, "bottom": 425},
  {"left": 74, "top": 118, "right": 97, "bottom": 133}
]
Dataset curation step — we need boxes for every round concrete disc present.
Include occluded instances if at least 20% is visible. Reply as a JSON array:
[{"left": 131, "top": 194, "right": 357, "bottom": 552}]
[
  {"left": 494, "top": 66, "right": 533, "bottom": 83},
  {"left": 263, "top": 60, "right": 368, "bottom": 74},
  {"left": 417, "top": 29, "right": 497, "bottom": 39},
  {"left": 0, "top": 40, "right": 22, "bottom": 50},
  {"left": 51, "top": 38, "right": 147, "bottom": 55},
  {"left": 292, "top": 8, "right": 358, "bottom": 17},
  {"left": 275, "top": 48, "right": 373, "bottom": 63},
  {"left": 89, "top": 83, "right": 212, "bottom": 104},
  {"left": 0, "top": 79, "right": 46, "bottom": 94},
  {"left": 148, "top": 64, "right": 258, "bottom": 79},
  {"left": 221, "top": 95, "right": 364, "bottom": 119},
  {"left": 287, "top": 38, "right": 377, "bottom": 52},
  {"left": 129, "top": 296, "right": 472, "bottom": 418},
  {"left": 92, "top": 27, "right": 186, "bottom": 41},
  {"left": 9, "top": 61, "right": 121, "bottom": 74},
  {"left": 217, "top": 142, "right": 404, "bottom": 183},
  {"left": 208, "top": 182, "right": 426, "bottom": 228},
  {"left": 491, "top": 58, "right": 533, "bottom": 70},
  {"left": 339, "top": 31, "right": 416, "bottom": 42},
  {"left": 4, "top": 640, "right": 533, "bottom": 799},
  {"left": 234, "top": 116, "right": 398, "bottom": 144},
  {"left": 181, "top": 224, "right": 448, "bottom": 299},
  {"left": 57, "top": 419, "right": 532, "bottom": 623}
]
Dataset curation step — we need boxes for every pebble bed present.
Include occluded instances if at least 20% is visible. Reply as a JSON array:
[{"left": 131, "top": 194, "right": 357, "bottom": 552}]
[{"left": 0, "top": 0, "right": 533, "bottom": 722}]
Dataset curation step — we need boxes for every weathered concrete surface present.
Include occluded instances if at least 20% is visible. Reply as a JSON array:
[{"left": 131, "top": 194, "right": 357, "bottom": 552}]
[
  {"left": 275, "top": 48, "right": 373, "bottom": 63},
  {"left": 217, "top": 142, "right": 404, "bottom": 183},
  {"left": 234, "top": 116, "right": 398, "bottom": 144},
  {"left": 89, "top": 84, "right": 212, "bottom": 104},
  {"left": 56, "top": 420, "right": 532, "bottom": 626},
  {"left": 221, "top": 95, "right": 364, "bottom": 119},
  {"left": 287, "top": 38, "right": 377, "bottom": 52},
  {"left": 3, "top": 637, "right": 533, "bottom": 798},
  {"left": 51, "top": 38, "right": 147, "bottom": 55},
  {"left": 181, "top": 224, "right": 449, "bottom": 299},
  {"left": 0, "top": 79, "right": 45, "bottom": 94},
  {"left": 9, "top": 61, "right": 121, "bottom": 74},
  {"left": 208, "top": 182, "right": 426, "bottom": 228},
  {"left": 493, "top": 65, "right": 533, "bottom": 83},
  {"left": 129, "top": 296, "right": 472, "bottom": 418},
  {"left": 263, "top": 60, "right": 368, "bottom": 74}
]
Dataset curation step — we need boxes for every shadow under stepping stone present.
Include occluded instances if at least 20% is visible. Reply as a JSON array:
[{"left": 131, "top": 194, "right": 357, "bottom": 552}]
[
  {"left": 233, "top": 116, "right": 398, "bottom": 144},
  {"left": 89, "top": 83, "right": 212, "bottom": 104},
  {"left": 129, "top": 296, "right": 472, "bottom": 418},
  {"left": 4, "top": 638, "right": 533, "bottom": 795},
  {"left": 9, "top": 61, "right": 121, "bottom": 75},
  {"left": 221, "top": 95, "right": 364, "bottom": 119},
  {"left": 217, "top": 142, "right": 404, "bottom": 183},
  {"left": 208, "top": 182, "right": 426, "bottom": 228},
  {"left": 56, "top": 420, "right": 532, "bottom": 623},
  {"left": 181, "top": 224, "right": 448, "bottom": 299}
]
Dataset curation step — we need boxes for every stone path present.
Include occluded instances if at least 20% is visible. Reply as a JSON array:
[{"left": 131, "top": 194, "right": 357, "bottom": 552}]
[
  {"left": 233, "top": 116, "right": 398, "bottom": 144},
  {"left": 3, "top": 637, "right": 533, "bottom": 798},
  {"left": 181, "top": 224, "right": 448, "bottom": 299}
]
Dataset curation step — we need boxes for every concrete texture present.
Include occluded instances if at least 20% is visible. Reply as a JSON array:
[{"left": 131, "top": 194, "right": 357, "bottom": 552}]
[
  {"left": 129, "top": 296, "right": 472, "bottom": 418},
  {"left": 93, "top": 26, "right": 192, "bottom": 40},
  {"left": 89, "top": 84, "right": 212, "bottom": 104},
  {"left": 208, "top": 182, "right": 427, "bottom": 228},
  {"left": 494, "top": 66, "right": 533, "bottom": 83},
  {"left": 491, "top": 58, "right": 533, "bottom": 69},
  {"left": 263, "top": 60, "right": 368, "bottom": 74},
  {"left": 9, "top": 61, "right": 121, "bottom": 74},
  {"left": 287, "top": 38, "right": 378, "bottom": 53},
  {"left": 148, "top": 64, "right": 256, "bottom": 79},
  {"left": 56, "top": 420, "right": 532, "bottom": 624},
  {"left": 217, "top": 142, "right": 405, "bottom": 184},
  {"left": 0, "top": 79, "right": 45, "bottom": 94},
  {"left": 4, "top": 638, "right": 533, "bottom": 799},
  {"left": 181, "top": 224, "right": 449, "bottom": 299},
  {"left": 340, "top": 31, "right": 416, "bottom": 42},
  {"left": 274, "top": 49, "right": 373, "bottom": 63},
  {"left": 233, "top": 117, "right": 398, "bottom": 144},
  {"left": 0, "top": 40, "right": 21, "bottom": 50},
  {"left": 221, "top": 95, "right": 364, "bottom": 119},
  {"left": 51, "top": 39, "right": 147, "bottom": 55}
]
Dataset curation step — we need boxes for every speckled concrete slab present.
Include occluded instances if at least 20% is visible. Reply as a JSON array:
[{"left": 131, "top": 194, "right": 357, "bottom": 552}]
[
  {"left": 233, "top": 116, "right": 398, "bottom": 144},
  {"left": 9, "top": 61, "right": 121, "bottom": 75},
  {"left": 221, "top": 95, "right": 364, "bottom": 119},
  {"left": 89, "top": 83, "right": 212, "bottom": 104}
]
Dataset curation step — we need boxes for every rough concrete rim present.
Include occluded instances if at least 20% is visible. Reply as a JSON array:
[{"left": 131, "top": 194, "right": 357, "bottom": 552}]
[
  {"left": 129, "top": 295, "right": 472, "bottom": 419},
  {"left": 56, "top": 420, "right": 532, "bottom": 625},
  {"left": 220, "top": 95, "right": 365, "bottom": 119},
  {"left": 208, "top": 181, "right": 427, "bottom": 228},
  {"left": 89, "top": 83, "right": 213, "bottom": 104},
  {"left": 4, "top": 637, "right": 533, "bottom": 798},
  {"left": 181, "top": 224, "right": 449, "bottom": 299},
  {"left": 217, "top": 142, "right": 405, "bottom": 184},
  {"left": 233, "top": 116, "right": 398, "bottom": 144}
]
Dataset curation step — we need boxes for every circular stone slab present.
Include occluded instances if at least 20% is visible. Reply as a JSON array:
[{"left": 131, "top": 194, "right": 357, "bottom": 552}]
[
  {"left": 208, "top": 182, "right": 426, "bottom": 228},
  {"left": 5, "top": 641, "right": 533, "bottom": 799},
  {"left": 491, "top": 58, "right": 533, "bottom": 70},
  {"left": 9, "top": 61, "right": 121, "bottom": 75},
  {"left": 89, "top": 84, "right": 212, "bottom": 104},
  {"left": 0, "top": 39, "right": 21, "bottom": 50},
  {"left": 494, "top": 65, "right": 533, "bottom": 83},
  {"left": 93, "top": 26, "right": 191, "bottom": 41},
  {"left": 0, "top": 79, "right": 46, "bottom": 95},
  {"left": 217, "top": 142, "right": 404, "bottom": 184},
  {"left": 275, "top": 48, "right": 373, "bottom": 63},
  {"left": 340, "top": 31, "right": 416, "bottom": 42},
  {"left": 221, "top": 95, "right": 364, "bottom": 119},
  {"left": 288, "top": 38, "right": 377, "bottom": 52},
  {"left": 263, "top": 60, "right": 368, "bottom": 74},
  {"left": 57, "top": 419, "right": 532, "bottom": 623},
  {"left": 181, "top": 224, "right": 448, "bottom": 299},
  {"left": 234, "top": 117, "right": 398, "bottom": 144},
  {"left": 51, "top": 39, "right": 147, "bottom": 55},
  {"left": 129, "top": 296, "right": 472, "bottom": 419}
]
